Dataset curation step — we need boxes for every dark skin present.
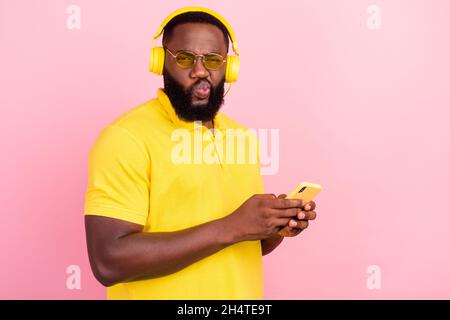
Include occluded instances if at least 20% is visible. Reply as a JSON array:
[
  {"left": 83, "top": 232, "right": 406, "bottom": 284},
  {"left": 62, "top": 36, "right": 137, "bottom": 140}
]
[
  {"left": 85, "top": 23, "right": 318, "bottom": 287},
  {"left": 163, "top": 23, "right": 228, "bottom": 128}
]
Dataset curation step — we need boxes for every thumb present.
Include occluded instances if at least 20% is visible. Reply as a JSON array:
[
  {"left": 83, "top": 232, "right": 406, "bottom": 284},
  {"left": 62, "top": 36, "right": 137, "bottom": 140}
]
[{"left": 277, "top": 194, "right": 287, "bottom": 199}]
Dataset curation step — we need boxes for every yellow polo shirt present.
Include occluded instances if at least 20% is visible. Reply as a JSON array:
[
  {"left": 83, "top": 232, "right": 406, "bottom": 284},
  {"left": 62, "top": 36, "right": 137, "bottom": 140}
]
[{"left": 84, "top": 89, "right": 265, "bottom": 299}]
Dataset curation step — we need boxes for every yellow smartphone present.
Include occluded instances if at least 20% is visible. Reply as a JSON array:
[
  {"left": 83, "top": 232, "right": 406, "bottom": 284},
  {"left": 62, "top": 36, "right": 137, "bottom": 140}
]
[
  {"left": 277, "top": 181, "right": 322, "bottom": 237},
  {"left": 286, "top": 181, "right": 322, "bottom": 202}
]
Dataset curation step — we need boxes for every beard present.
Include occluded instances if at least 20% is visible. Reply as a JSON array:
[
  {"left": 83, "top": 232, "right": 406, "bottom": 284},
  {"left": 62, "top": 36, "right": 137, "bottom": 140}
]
[{"left": 163, "top": 69, "right": 225, "bottom": 122}]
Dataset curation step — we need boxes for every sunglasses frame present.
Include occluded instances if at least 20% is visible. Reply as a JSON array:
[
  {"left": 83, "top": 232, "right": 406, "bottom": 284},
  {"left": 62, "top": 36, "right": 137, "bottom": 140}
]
[{"left": 164, "top": 47, "right": 227, "bottom": 71}]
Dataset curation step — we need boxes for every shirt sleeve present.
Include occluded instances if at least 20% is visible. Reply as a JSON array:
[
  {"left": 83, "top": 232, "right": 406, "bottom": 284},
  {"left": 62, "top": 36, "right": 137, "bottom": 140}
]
[{"left": 84, "top": 125, "right": 151, "bottom": 225}]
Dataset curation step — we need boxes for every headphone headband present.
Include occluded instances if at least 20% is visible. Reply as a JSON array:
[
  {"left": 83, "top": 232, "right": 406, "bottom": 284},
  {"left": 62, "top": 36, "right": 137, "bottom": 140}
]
[{"left": 152, "top": 7, "right": 240, "bottom": 56}]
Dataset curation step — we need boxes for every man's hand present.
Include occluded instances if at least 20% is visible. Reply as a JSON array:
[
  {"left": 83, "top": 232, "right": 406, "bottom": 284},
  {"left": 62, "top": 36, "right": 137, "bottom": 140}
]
[
  {"left": 223, "top": 194, "right": 304, "bottom": 242},
  {"left": 277, "top": 194, "right": 317, "bottom": 237}
]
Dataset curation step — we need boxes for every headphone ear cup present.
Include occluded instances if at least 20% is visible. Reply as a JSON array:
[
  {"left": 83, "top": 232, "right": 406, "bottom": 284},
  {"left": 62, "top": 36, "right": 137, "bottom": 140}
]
[
  {"left": 149, "top": 47, "right": 165, "bottom": 75},
  {"left": 225, "top": 55, "right": 240, "bottom": 83}
]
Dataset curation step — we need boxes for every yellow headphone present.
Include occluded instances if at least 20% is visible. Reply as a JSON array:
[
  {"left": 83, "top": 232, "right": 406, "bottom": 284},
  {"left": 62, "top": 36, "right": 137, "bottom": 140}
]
[{"left": 149, "top": 7, "right": 240, "bottom": 83}]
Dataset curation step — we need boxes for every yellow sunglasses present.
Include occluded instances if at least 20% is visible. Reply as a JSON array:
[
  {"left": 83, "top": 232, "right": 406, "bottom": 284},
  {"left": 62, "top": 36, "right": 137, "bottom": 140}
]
[{"left": 165, "top": 47, "right": 226, "bottom": 71}]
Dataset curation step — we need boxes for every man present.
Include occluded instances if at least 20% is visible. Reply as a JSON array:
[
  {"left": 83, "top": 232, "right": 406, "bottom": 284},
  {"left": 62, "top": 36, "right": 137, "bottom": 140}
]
[{"left": 84, "top": 8, "right": 317, "bottom": 299}]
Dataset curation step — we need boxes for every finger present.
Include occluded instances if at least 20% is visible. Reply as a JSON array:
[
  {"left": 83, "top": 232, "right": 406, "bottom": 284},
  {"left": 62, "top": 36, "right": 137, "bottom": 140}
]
[
  {"left": 291, "top": 219, "right": 309, "bottom": 230},
  {"left": 274, "top": 217, "right": 292, "bottom": 227},
  {"left": 297, "top": 210, "right": 317, "bottom": 221},
  {"left": 270, "top": 198, "right": 304, "bottom": 209},
  {"left": 279, "top": 226, "right": 302, "bottom": 237},
  {"left": 288, "top": 219, "right": 298, "bottom": 228},
  {"left": 303, "top": 201, "right": 316, "bottom": 211},
  {"left": 277, "top": 194, "right": 287, "bottom": 199},
  {"left": 254, "top": 194, "right": 275, "bottom": 199},
  {"left": 269, "top": 208, "right": 301, "bottom": 218}
]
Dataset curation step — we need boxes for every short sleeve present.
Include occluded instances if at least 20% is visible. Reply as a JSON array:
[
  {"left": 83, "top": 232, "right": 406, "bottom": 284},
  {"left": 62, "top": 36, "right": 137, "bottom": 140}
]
[{"left": 84, "top": 125, "right": 151, "bottom": 225}]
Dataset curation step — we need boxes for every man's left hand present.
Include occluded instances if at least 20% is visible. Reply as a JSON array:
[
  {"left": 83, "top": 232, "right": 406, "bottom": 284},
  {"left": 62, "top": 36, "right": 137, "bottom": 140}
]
[{"left": 277, "top": 194, "right": 317, "bottom": 237}]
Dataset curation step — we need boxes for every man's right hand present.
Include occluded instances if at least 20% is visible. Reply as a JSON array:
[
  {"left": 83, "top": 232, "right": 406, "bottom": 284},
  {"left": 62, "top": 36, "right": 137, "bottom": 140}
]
[{"left": 223, "top": 194, "right": 304, "bottom": 242}]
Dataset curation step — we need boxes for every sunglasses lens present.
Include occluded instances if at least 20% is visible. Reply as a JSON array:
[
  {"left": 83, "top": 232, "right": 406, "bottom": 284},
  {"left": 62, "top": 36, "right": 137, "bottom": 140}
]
[
  {"left": 204, "top": 55, "right": 224, "bottom": 70},
  {"left": 172, "top": 51, "right": 225, "bottom": 70},
  {"left": 175, "top": 52, "right": 195, "bottom": 68}
]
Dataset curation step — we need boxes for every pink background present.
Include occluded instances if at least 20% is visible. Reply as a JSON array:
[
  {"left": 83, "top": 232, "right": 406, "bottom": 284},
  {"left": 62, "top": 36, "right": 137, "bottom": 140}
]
[{"left": 1, "top": 0, "right": 449, "bottom": 299}]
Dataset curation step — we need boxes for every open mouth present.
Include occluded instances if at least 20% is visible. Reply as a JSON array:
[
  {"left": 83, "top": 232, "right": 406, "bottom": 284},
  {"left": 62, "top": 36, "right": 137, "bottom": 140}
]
[{"left": 192, "top": 81, "right": 211, "bottom": 101}]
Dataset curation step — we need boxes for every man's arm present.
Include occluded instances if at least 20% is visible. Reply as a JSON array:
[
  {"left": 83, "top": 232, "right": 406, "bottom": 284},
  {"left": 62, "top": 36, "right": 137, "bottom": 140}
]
[
  {"left": 85, "top": 215, "right": 237, "bottom": 287},
  {"left": 261, "top": 233, "right": 284, "bottom": 256},
  {"left": 85, "top": 195, "right": 303, "bottom": 287}
]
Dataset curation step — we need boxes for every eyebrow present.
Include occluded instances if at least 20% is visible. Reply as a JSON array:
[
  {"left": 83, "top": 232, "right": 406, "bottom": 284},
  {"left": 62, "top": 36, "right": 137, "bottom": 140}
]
[{"left": 173, "top": 48, "right": 225, "bottom": 56}]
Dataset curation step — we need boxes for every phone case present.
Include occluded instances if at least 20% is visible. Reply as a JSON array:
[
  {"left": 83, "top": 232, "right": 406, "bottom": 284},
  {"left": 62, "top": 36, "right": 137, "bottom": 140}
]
[
  {"left": 278, "top": 181, "right": 322, "bottom": 237},
  {"left": 286, "top": 182, "right": 322, "bottom": 202}
]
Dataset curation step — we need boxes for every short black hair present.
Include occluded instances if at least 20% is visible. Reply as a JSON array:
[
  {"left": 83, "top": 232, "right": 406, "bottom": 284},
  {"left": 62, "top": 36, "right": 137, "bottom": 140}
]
[{"left": 162, "top": 11, "right": 230, "bottom": 51}]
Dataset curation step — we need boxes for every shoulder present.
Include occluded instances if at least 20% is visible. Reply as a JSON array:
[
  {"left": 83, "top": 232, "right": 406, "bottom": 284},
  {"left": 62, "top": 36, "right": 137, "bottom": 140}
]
[
  {"left": 89, "top": 98, "right": 163, "bottom": 157},
  {"left": 110, "top": 98, "right": 166, "bottom": 133},
  {"left": 216, "top": 112, "right": 251, "bottom": 131},
  {"left": 96, "top": 97, "right": 170, "bottom": 147}
]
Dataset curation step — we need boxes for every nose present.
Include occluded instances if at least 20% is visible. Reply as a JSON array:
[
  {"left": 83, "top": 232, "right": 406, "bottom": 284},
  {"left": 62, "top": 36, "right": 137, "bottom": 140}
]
[{"left": 189, "top": 57, "right": 210, "bottom": 79}]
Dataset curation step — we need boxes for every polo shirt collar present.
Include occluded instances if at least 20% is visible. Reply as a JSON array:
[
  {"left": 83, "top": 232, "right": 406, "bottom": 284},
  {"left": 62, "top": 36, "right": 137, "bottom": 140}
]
[{"left": 157, "top": 88, "right": 223, "bottom": 132}]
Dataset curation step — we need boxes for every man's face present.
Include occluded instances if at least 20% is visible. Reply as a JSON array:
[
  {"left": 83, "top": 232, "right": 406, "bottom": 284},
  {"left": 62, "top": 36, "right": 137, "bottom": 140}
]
[{"left": 163, "top": 23, "right": 228, "bottom": 122}]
